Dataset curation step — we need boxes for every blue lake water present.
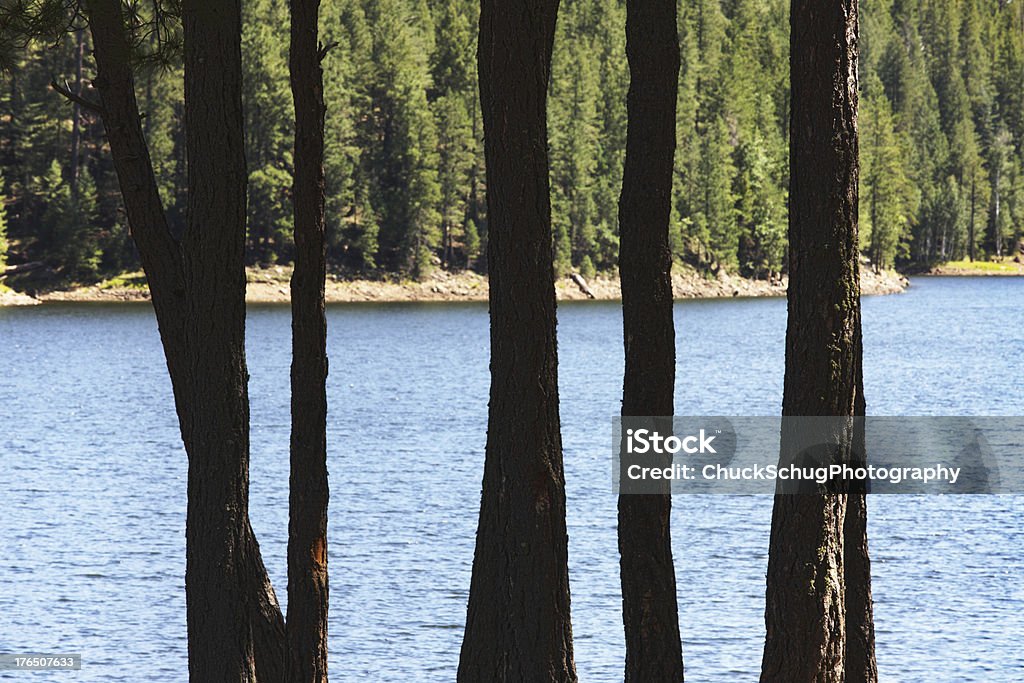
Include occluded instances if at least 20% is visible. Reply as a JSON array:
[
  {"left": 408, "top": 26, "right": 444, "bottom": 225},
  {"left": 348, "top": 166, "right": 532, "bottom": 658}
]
[{"left": 1, "top": 276, "right": 1022, "bottom": 681}]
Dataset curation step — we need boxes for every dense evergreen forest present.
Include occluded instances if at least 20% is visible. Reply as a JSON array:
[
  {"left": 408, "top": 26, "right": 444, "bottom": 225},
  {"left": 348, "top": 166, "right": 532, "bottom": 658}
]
[{"left": 0, "top": 0, "right": 1022, "bottom": 285}]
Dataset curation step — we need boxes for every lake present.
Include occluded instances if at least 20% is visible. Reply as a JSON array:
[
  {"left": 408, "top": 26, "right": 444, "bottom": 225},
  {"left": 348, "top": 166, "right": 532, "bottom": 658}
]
[{"left": 1, "top": 276, "right": 1022, "bottom": 681}]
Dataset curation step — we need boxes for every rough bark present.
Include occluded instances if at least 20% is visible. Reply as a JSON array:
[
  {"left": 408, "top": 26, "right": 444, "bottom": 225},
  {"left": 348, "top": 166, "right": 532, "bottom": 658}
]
[
  {"left": 760, "top": 1, "right": 860, "bottom": 681},
  {"left": 617, "top": 0, "right": 683, "bottom": 680},
  {"left": 180, "top": 2, "right": 265, "bottom": 679},
  {"left": 85, "top": 1, "right": 286, "bottom": 680},
  {"left": 287, "top": 0, "right": 330, "bottom": 681},
  {"left": 458, "top": 0, "right": 576, "bottom": 680},
  {"left": 844, "top": 310, "right": 878, "bottom": 682}
]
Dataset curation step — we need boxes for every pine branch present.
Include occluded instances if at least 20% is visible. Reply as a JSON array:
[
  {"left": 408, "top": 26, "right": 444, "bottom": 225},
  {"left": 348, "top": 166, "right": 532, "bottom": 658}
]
[
  {"left": 50, "top": 78, "right": 105, "bottom": 116},
  {"left": 317, "top": 41, "right": 337, "bottom": 62}
]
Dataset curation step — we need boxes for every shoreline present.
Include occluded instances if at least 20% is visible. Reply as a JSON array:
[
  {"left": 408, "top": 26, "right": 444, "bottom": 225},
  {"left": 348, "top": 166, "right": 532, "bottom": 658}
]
[{"left": 1, "top": 266, "right": 909, "bottom": 307}]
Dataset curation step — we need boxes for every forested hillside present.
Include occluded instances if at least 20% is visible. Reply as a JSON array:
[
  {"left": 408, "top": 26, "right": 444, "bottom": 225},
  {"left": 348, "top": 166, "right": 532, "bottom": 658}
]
[{"left": 0, "top": 0, "right": 1021, "bottom": 285}]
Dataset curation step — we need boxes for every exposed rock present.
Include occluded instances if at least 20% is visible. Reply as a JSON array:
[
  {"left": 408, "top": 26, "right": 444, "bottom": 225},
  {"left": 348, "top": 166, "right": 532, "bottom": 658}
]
[{"left": 6, "top": 264, "right": 912, "bottom": 305}]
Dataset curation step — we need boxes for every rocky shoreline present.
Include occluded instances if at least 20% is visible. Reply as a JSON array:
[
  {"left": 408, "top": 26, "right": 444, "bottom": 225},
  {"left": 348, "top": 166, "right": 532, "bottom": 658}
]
[{"left": 1, "top": 265, "right": 909, "bottom": 307}]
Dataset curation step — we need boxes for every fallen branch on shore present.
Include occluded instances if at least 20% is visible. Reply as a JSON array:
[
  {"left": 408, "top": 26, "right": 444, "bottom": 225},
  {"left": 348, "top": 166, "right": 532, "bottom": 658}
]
[
  {"left": 3, "top": 261, "right": 45, "bottom": 276},
  {"left": 570, "top": 273, "right": 596, "bottom": 299}
]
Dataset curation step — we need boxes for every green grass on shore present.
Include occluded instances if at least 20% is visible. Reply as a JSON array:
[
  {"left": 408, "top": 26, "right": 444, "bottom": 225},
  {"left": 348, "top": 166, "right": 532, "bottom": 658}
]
[
  {"left": 96, "top": 271, "right": 149, "bottom": 290},
  {"left": 936, "top": 258, "right": 1023, "bottom": 274}
]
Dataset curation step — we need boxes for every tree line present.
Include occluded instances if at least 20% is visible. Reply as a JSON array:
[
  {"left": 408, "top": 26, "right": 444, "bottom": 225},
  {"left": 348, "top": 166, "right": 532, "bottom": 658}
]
[{"left": 2, "top": 0, "right": 1022, "bottom": 287}]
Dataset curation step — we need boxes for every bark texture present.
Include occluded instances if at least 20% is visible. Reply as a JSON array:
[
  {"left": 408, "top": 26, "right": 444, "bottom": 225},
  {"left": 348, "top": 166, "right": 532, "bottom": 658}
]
[
  {"left": 181, "top": 2, "right": 272, "bottom": 680},
  {"left": 458, "top": 0, "right": 576, "bottom": 680},
  {"left": 760, "top": 1, "right": 860, "bottom": 681},
  {"left": 287, "top": 0, "right": 330, "bottom": 681},
  {"left": 844, "top": 311, "right": 878, "bottom": 682},
  {"left": 617, "top": 0, "right": 683, "bottom": 680},
  {"left": 86, "top": 1, "right": 286, "bottom": 680}
]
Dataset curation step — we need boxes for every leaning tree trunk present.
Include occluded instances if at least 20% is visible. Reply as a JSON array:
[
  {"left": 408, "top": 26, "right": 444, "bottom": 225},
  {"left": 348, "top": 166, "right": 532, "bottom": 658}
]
[
  {"left": 458, "top": 0, "right": 576, "bottom": 680},
  {"left": 83, "top": 12, "right": 287, "bottom": 678},
  {"left": 760, "top": 1, "right": 861, "bottom": 681},
  {"left": 617, "top": 0, "right": 683, "bottom": 680},
  {"left": 287, "top": 0, "right": 330, "bottom": 681},
  {"left": 84, "top": 0, "right": 190, "bottom": 419},
  {"left": 85, "top": 1, "right": 292, "bottom": 680},
  {"left": 844, "top": 309, "right": 878, "bottom": 682}
]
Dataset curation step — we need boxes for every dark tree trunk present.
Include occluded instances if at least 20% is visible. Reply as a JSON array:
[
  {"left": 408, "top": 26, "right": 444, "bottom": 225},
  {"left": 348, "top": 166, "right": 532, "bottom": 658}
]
[
  {"left": 458, "top": 0, "right": 576, "bottom": 680},
  {"left": 69, "top": 28, "right": 85, "bottom": 198},
  {"left": 85, "top": 1, "right": 286, "bottom": 680},
  {"left": 617, "top": 0, "right": 683, "bottom": 680},
  {"left": 992, "top": 167, "right": 1003, "bottom": 257},
  {"left": 180, "top": 2, "right": 267, "bottom": 679},
  {"left": 287, "top": 0, "right": 330, "bottom": 681},
  {"left": 844, "top": 311, "right": 878, "bottom": 682},
  {"left": 760, "top": 1, "right": 860, "bottom": 681},
  {"left": 968, "top": 177, "right": 976, "bottom": 262}
]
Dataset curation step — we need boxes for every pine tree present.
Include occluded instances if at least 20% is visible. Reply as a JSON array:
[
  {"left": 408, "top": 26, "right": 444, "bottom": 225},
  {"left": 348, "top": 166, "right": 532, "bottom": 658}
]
[
  {"left": 358, "top": 0, "right": 441, "bottom": 276},
  {"left": 993, "top": 8, "right": 1024, "bottom": 150},
  {"left": 987, "top": 124, "right": 1016, "bottom": 257},
  {"left": 590, "top": 0, "right": 628, "bottom": 272},
  {"left": 59, "top": 167, "right": 103, "bottom": 280},
  {"left": 734, "top": 132, "right": 787, "bottom": 277},
  {"left": 673, "top": 0, "right": 704, "bottom": 264},
  {"left": 959, "top": 0, "right": 992, "bottom": 128},
  {"left": 880, "top": 11, "right": 949, "bottom": 262},
  {"left": 321, "top": 0, "right": 377, "bottom": 270},
  {"left": 430, "top": 0, "right": 476, "bottom": 270},
  {"left": 549, "top": 0, "right": 601, "bottom": 277},
  {"left": 243, "top": 0, "right": 295, "bottom": 264},
  {"left": 724, "top": 0, "right": 787, "bottom": 277},
  {"left": 681, "top": 0, "right": 729, "bottom": 269},
  {"left": 860, "top": 76, "right": 918, "bottom": 269},
  {"left": 434, "top": 92, "right": 473, "bottom": 269},
  {"left": 136, "top": 54, "right": 186, "bottom": 236}
]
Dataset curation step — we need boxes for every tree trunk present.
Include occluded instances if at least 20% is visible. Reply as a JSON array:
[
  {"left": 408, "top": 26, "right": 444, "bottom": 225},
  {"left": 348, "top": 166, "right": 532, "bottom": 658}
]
[
  {"left": 843, "top": 309, "right": 878, "bottom": 682},
  {"left": 760, "top": 1, "right": 860, "bottom": 681},
  {"left": 617, "top": 0, "right": 683, "bottom": 681},
  {"left": 458, "top": 0, "right": 576, "bottom": 680},
  {"left": 180, "top": 2, "right": 269, "bottom": 679},
  {"left": 287, "top": 0, "right": 330, "bottom": 681},
  {"left": 992, "top": 167, "right": 1002, "bottom": 257},
  {"left": 968, "top": 176, "right": 976, "bottom": 262},
  {"left": 69, "top": 28, "right": 85, "bottom": 198},
  {"left": 85, "top": 1, "right": 286, "bottom": 680}
]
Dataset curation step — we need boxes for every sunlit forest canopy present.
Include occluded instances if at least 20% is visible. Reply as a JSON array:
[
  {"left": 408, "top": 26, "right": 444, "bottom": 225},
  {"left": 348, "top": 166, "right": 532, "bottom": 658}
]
[{"left": 0, "top": 0, "right": 1021, "bottom": 284}]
